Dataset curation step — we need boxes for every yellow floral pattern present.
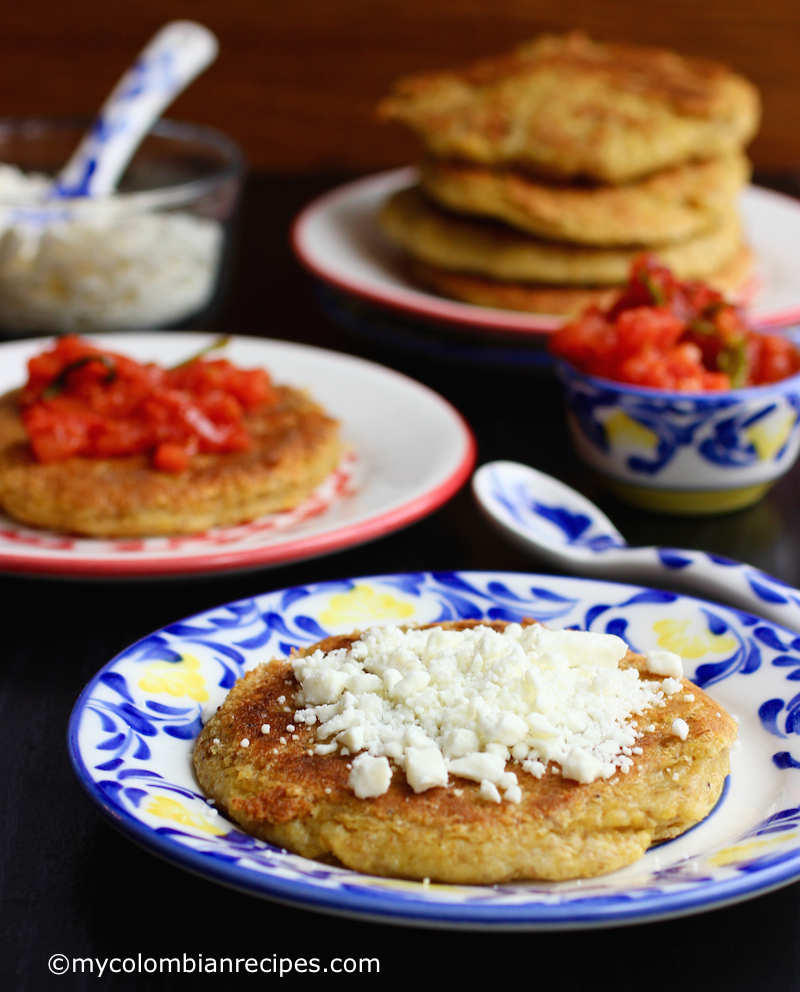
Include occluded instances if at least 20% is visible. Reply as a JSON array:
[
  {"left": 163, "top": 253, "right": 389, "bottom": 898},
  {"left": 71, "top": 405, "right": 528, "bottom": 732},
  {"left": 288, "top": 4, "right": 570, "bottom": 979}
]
[
  {"left": 146, "top": 795, "right": 226, "bottom": 836},
  {"left": 708, "top": 833, "right": 795, "bottom": 867},
  {"left": 604, "top": 410, "right": 658, "bottom": 452},
  {"left": 138, "top": 652, "right": 209, "bottom": 702},
  {"left": 652, "top": 618, "right": 736, "bottom": 659},
  {"left": 319, "top": 583, "right": 415, "bottom": 627},
  {"left": 746, "top": 409, "right": 795, "bottom": 461}
]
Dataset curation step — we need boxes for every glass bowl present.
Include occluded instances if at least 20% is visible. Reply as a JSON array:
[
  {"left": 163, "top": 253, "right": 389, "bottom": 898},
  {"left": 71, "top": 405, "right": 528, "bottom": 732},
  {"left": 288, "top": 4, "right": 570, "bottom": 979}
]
[{"left": 0, "top": 117, "right": 243, "bottom": 335}]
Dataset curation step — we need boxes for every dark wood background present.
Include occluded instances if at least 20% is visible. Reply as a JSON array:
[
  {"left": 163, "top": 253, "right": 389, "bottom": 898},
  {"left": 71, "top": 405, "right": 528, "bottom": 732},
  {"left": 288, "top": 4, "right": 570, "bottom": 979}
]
[{"left": 1, "top": 0, "right": 799, "bottom": 173}]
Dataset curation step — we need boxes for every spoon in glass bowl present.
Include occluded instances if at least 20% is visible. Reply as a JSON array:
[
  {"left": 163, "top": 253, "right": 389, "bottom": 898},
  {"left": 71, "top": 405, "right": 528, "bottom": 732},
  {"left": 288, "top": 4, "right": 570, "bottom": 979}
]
[
  {"left": 52, "top": 20, "right": 218, "bottom": 198},
  {"left": 473, "top": 460, "right": 800, "bottom": 633}
]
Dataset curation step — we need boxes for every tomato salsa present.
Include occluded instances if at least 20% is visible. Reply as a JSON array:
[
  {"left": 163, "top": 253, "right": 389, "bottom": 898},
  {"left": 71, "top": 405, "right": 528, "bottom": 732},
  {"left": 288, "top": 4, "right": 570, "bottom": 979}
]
[
  {"left": 20, "top": 336, "right": 276, "bottom": 472},
  {"left": 549, "top": 255, "right": 800, "bottom": 391}
]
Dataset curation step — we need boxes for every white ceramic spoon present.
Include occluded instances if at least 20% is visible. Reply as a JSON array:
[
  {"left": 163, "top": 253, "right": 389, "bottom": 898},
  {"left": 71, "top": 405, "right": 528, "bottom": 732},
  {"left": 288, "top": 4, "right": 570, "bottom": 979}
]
[
  {"left": 53, "top": 20, "right": 218, "bottom": 198},
  {"left": 473, "top": 460, "right": 800, "bottom": 632}
]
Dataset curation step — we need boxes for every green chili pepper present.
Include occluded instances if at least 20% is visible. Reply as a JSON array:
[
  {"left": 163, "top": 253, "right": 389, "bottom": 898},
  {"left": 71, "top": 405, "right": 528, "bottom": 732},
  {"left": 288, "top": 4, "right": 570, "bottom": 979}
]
[
  {"left": 170, "top": 335, "right": 231, "bottom": 370},
  {"left": 42, "top": 354, "right": 117, "bottom": 400},
  {"left": 640, "top": 273, "right": 666, "bottom": 306},
  {"left": 717, "top": 337, "right": 748, "bottom": 387},
  {"left": 688, "top": 319, "right": 718, "bottom": 337}
]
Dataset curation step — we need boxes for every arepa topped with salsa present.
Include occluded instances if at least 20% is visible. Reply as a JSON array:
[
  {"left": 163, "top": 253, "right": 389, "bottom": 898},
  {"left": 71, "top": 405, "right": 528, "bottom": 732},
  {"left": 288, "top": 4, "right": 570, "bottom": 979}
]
[{"left": 0, "top": 336, "right": 341, "bottom": 537}]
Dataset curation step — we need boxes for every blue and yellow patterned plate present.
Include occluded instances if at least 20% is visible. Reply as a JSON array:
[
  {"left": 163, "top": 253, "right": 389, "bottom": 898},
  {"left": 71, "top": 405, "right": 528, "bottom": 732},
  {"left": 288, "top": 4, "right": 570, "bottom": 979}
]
[{"left": 68, "top": 571, "right": 800, "bottom": 929}]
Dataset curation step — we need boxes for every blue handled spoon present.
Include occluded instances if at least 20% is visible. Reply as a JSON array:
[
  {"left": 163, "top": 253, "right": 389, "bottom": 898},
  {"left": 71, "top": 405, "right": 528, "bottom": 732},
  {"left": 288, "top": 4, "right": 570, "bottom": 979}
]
[
  {"left": 53, "top": 21, "right": 219, "bottom": 199},
  {"left": 473, "top": 460, "right": 800, "bottom": 632}
]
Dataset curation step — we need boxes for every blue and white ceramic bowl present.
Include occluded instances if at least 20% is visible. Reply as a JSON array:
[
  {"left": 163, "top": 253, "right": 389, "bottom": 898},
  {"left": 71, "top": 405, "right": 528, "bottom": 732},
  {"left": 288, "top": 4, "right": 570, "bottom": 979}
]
[{"left": 554, "top": 358, "right": 800, "bottom": 515}]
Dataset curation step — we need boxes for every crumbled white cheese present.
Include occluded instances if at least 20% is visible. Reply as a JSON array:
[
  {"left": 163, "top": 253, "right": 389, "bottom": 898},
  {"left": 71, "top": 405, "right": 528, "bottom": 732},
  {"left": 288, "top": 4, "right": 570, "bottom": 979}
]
[
  {"left": 448, "top": 752, "right": 506, "bottom": 784},
  {"left": 646, "top": 650, "right": 684, "bottom": 679},
  {"left": 0, "top": 166, "right": 222, "bottom": 331},
  {"left": 672, "top": 718, "right": 689, "bottom": 741},
  {"left": 661, "top": 678, "right": 683, "bottom": 696},
  {"left": 521, "top": 758, "right": 546, "bottom": 779},
  {"left": 293, "top": 623, "right": 670, "bottom": 800},
  {"left": 405, "top": 746, "right": 449, "bottom": 793},
  {"left": 347, "top": 753, "right": 392, "bottom": 798},
  {"left": 480, "top": 780, "right": 502, "bottom": 803},
  {"left": 561, "top": 746, "right": 603, "bottom": 784}
]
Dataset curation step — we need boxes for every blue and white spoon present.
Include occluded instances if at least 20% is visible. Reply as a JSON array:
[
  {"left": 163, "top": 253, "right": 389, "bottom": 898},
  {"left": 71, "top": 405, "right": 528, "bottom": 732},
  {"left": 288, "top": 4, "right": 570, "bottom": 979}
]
[
  {"left": 473, "top": 460, "right": 800, "bottom": 632},
  {"left": 52, "top": 20, "right": 218, "bottom": 199}
]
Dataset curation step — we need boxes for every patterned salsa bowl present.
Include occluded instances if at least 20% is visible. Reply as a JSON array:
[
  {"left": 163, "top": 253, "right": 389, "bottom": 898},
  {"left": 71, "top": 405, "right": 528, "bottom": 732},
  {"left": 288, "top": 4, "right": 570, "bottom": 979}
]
[{"left": 553, "top": 358, "right": 800, "bottom": 514}]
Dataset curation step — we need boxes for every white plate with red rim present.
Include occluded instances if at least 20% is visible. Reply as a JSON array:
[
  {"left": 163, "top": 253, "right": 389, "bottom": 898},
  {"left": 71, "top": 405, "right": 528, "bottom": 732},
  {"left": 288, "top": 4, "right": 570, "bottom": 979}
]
[
  {"left": 292, "top": 167, "right": 800, "bottom": 336},
  {"left": 0, "top": 333, "right": 475, "bottom": 578}
]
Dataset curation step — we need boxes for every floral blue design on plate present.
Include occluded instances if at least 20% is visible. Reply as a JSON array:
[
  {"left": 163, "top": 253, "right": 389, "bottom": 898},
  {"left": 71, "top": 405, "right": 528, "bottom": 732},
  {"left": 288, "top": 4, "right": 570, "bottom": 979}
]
[{"left": 68, "top": 572, "right": 800, "bottom": 929}]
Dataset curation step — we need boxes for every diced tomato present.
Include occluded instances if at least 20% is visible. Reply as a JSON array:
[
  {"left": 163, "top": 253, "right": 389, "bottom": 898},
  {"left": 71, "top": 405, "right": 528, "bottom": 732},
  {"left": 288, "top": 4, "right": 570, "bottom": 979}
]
[
  {"left": 549, "top": 255, "right": 800, "bottom": 391},
  {"left": 19, "top": 335, "right": 277, "bottom": 472},
  {"left": 750, "top": 333, "right": 800, "bottom": 384},
  {"left": 153, "top": 442, "right": 195, "bottom": 473}
]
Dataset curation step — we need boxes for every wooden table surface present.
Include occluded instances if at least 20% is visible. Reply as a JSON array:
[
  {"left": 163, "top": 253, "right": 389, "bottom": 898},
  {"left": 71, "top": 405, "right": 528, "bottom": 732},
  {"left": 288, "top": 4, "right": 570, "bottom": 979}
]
[{"left": 2, "top": 172, "right": 800, "bottom": 990}]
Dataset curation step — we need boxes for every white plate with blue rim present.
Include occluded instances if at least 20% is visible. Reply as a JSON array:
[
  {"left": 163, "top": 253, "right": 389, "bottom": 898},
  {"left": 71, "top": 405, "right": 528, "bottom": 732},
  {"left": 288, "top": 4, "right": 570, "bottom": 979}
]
[{"left": 68, "top": 571, "right": 800, "bottom": 929}]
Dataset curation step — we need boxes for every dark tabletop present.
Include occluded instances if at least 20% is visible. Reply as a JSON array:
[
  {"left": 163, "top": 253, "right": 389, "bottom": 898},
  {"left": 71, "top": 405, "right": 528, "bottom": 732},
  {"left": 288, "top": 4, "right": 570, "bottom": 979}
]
[{"left": 2, "top": 172, "right": 800, "bottom": 991}]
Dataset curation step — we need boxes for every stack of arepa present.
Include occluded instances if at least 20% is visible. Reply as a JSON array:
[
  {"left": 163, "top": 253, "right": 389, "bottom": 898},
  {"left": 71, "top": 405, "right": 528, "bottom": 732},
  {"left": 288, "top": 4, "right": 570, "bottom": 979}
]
[{"left": 378, "top": 33, "right": 761, "bottom": 316}]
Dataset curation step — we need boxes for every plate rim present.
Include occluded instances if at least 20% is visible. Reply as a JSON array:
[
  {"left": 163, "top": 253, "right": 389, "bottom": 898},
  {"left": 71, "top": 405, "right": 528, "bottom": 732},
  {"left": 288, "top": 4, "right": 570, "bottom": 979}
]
[
  {"left": 0, "top": 333, "right": 476, "bottom": 578},
  {"left": 67, "top": 569, "right": 800, "bottom": 929},
  {"left": 292, "top": 167, "right": 559, "bottom": 336},
  {"left": 292, "top": 169, "right": 800, "bottom": 335}
]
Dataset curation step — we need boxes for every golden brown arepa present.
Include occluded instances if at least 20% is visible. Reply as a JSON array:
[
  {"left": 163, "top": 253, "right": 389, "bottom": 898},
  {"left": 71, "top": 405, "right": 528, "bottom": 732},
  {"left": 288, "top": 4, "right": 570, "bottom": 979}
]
[
  {"left": 380, "top": 32, "right": 760, "bottom": 184},
  {"left": 194, "top": 619, "right": 737, "bottom": 884},
  {"left": 379, "top": 33, "right": 758, "bottom": 315},
  {"left": 381, "top": 186, "right": 743, "bottom": 286},
  {"left": 0, "top": 386, "right": 340, "bottom": 537},
  {"left": 410, "top": 244, "right": 755, "bottom": 317},
  {"left": 419, "top": 152, "right": 750, "bottom": 247}
]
